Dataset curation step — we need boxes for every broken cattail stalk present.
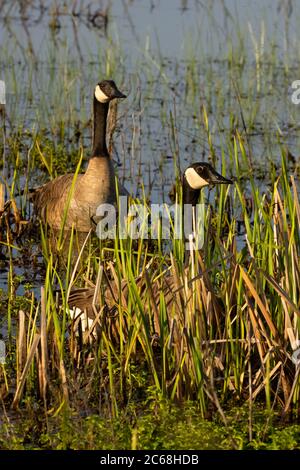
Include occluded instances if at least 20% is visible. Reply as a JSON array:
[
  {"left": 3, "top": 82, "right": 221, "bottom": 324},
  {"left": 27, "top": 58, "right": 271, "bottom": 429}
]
[
  {"left": 59, "top": 357, "right": 69, "bottom": 404},
  {"left": 17, "top": 310, "right": 26, "bottom": 384},
  {"left": 12, "top": 333, "right": 41, "bottom": 409},
  {"left": 10, "top": 198, "right": 21, "bottom": 226},
  {"left": 40, "top": 287, "right": 48, "bottom": 402}
]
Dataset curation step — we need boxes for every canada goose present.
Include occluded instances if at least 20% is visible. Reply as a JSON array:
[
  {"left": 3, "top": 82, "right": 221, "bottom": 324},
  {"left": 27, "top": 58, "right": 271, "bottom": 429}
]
[
  {"left": 63, "top": 162, "right": 232, "bottom": 335},
  {"left": 182, "top": 162, "right": 232, "bottom": 250},
  {"left": 31, "top": 80, "right": 126, "bottom": 231}
]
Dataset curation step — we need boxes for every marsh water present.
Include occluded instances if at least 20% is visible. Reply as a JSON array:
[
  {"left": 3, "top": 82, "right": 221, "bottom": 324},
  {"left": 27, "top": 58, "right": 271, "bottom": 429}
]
[
  {"left": 0, "top": 0, "right": 300, "bottom": 286},
  {"left": 0, "top": 0, "right": 300, "bottom": 293}
]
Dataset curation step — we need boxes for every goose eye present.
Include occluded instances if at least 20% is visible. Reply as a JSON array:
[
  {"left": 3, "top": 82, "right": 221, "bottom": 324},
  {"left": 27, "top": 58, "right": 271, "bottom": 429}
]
[{"left": 196, "top": 166, "right": 205, "bottom": 176}]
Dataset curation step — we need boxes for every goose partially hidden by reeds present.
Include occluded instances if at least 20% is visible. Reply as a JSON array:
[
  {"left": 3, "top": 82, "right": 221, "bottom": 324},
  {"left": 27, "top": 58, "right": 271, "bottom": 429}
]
[
  {"left": 63, "top": 162, "right": 232, "bottom": 336},
  {"left": 30, "top": 80, "right": 126, "bottom": 232}
]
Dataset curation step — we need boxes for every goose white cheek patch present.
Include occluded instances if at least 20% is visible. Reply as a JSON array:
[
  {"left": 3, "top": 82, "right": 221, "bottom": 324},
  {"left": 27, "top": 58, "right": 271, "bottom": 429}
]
[
  {"left": 95, "top": 85, "right": 109, "bottom": 103},
  {"left": 185, "top": 168, "right": 209, "bottom": 189},
  {"left": 0, "top": 80, "right": 5, "bottom": 105}
]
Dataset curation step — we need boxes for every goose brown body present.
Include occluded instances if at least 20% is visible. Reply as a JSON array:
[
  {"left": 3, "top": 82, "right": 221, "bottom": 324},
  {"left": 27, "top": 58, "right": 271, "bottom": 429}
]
[
  {"left": 32, "top": 157, "right": 116, "bottom": 231},
  {"left": 63, "top": 161, "right": 233, "bottom": 335}
]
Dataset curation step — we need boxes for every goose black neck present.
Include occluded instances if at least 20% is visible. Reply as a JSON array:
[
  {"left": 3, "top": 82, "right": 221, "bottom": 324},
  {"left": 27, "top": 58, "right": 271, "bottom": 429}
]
[
  {"left": 182, "top": 176, "right": 201, "bottom": 207},
  {"left": 91, "top": 97, "right": 109, "bottom": 157},
  {"left": 182, "top": 176, "right": 201, "bottom": 263}
]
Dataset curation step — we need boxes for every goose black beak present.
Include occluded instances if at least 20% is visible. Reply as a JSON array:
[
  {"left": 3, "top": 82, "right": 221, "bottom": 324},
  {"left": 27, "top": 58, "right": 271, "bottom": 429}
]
[
  {"left": 113, "top": 89, "right": 127, "bottom": 99},
  {"left": 208, "top": 172, "right": 232, "bottom": 185}
]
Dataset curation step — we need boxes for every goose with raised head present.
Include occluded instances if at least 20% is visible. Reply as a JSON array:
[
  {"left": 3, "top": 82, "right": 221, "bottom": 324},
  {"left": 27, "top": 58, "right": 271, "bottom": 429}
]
[
  {"left": 63, "top": 162, "right": 233, "bottom": 335},
  {"left": 182, "top": 162, "right": 232, "bottom": 205},
  {"left": 31, "top": 80, "right": 126, "bottom": 232}
]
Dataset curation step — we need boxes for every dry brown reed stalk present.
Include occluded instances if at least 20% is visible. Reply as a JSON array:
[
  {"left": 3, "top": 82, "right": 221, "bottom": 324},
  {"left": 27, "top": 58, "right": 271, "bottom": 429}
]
[
  {"left": 12, "top": 333, "right": 41, "bottom": 409},
  {"left": 17, "top": 310, "right": 26, "bottom": 384},
  {"left": 40, "top": 287, "right": 48, "bottom": 403}
]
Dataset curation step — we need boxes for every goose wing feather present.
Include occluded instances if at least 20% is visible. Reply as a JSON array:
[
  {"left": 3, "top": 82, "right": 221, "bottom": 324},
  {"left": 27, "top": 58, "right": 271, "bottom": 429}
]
[{"left": 30, "top": 173, "right": 77, "bottom": 214}]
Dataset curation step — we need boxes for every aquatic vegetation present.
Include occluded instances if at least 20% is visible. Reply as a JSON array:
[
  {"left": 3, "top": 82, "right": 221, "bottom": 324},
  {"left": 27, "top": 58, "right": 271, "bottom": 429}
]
[{"left": 1, "top": 0, "right": 300, "bottom": 450}]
